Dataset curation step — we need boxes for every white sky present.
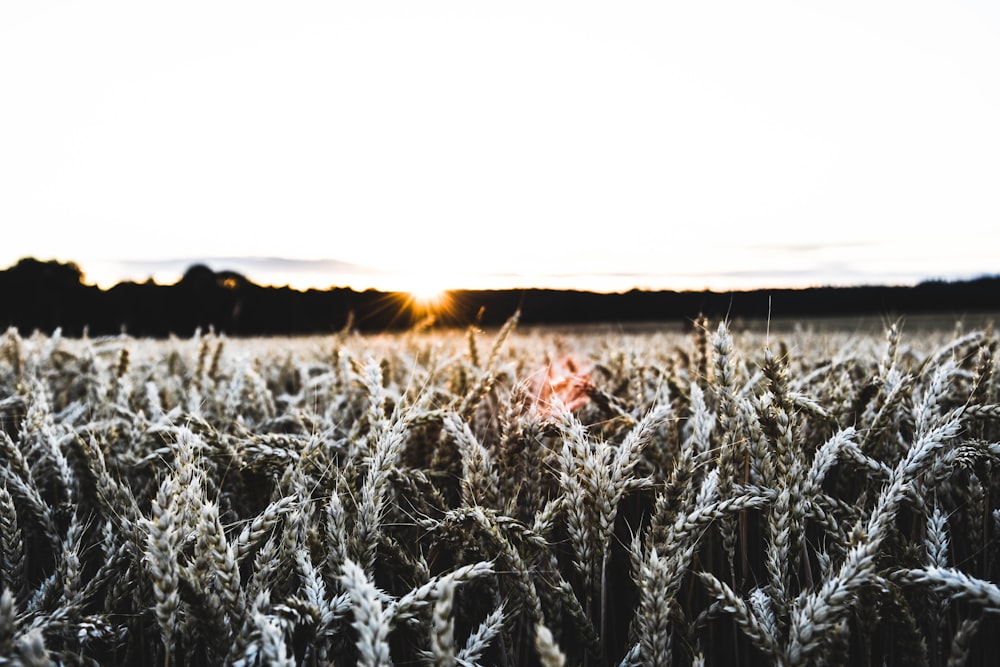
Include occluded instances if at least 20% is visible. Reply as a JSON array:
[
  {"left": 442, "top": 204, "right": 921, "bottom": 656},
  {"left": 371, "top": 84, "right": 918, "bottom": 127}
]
[{"left": 1, "top": 1, "right": 998, "bottom": 293}]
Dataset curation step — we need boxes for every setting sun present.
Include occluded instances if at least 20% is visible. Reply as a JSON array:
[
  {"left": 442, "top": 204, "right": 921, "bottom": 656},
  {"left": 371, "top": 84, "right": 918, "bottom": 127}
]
[
  {"left": 397, "top": 274, "right": 456, "bottom": 327},
  {"left": 404, "top": 273, "right": 451, "bottom": 310},
  {"left": 409, "top": 286, "right": 448, "bottom": 310}
]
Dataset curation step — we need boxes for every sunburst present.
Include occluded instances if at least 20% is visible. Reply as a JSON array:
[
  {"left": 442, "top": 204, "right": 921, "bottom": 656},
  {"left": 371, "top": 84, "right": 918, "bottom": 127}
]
[
  {"left": 399, "top": 274, "right": 456, "bottom": 328},
  {"left": 408, "top": 284, "right": 448, "bottom": 311}
]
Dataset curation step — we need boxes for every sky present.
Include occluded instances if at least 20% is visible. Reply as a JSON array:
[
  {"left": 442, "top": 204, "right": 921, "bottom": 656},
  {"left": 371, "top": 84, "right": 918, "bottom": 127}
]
[{"left": 1, "top": 1, "right": 998, "bottom": 295}]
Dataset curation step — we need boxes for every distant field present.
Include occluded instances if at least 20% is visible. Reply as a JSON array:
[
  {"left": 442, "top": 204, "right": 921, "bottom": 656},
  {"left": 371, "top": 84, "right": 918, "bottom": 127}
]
[
  {"left": 0, "top": 315, "right": 997, "bottom": 665},
  {"left": 524, "top": 312, "right": 1000, "bottom": 336}
]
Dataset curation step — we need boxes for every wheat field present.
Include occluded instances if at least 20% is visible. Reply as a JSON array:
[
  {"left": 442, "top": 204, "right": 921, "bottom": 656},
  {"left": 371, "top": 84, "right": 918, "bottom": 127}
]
[{"left": 0, "top": 315, "right": 997, "bottom": 666}]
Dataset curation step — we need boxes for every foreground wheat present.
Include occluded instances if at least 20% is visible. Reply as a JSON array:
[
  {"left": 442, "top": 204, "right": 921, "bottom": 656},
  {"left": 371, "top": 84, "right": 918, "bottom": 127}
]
[{"left": 0, "top": 316, "right": 997, "bottom": 665}]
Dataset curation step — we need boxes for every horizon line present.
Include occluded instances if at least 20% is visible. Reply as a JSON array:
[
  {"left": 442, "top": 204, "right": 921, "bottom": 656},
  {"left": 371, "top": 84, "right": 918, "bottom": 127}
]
[{"left": 3, "top": 255, "right": 995, "bottom": 297}]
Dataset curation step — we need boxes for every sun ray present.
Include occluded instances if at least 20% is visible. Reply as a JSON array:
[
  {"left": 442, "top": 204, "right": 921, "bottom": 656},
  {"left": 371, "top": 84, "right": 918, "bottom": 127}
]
[{"left": 399, "top": 274, "right": 458, "bottom": 328}]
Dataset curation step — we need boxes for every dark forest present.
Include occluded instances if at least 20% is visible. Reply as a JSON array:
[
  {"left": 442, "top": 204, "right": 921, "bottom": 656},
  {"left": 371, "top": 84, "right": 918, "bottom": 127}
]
[{"left": 1, "top": 257, "right": 997, "bottom": 337}]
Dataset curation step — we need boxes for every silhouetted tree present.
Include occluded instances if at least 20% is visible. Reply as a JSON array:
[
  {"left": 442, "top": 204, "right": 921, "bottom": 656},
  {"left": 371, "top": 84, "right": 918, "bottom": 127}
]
[{"left": 0, "top": 257, "right": 996, "bottom": 337}]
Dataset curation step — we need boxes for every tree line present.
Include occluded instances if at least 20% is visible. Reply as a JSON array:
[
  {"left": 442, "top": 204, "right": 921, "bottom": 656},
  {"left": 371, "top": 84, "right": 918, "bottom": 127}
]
[{"left": 1, "top": 257, "right": 997, "bottom": 337}]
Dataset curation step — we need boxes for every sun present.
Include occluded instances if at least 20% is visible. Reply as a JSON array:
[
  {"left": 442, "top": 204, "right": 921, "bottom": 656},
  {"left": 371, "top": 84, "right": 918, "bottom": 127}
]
[
  {"left": 378, "top": 270, "right": 466, "bottom": 329},
  {"left": 403, "top": 274, "right": 453, "bottom": 320},
  {"left": 408, "top": 284, "right": 448, "bottom": 310}
]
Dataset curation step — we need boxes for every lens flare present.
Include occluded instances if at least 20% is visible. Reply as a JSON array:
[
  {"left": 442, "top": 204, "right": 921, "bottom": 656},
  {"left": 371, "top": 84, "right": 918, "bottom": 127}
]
[
  {"left": 409, "top": 285, "right": 448, "bottom": 310},
  {"left": 397, "top": 274, "right": 457, "bottom": 329}
]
